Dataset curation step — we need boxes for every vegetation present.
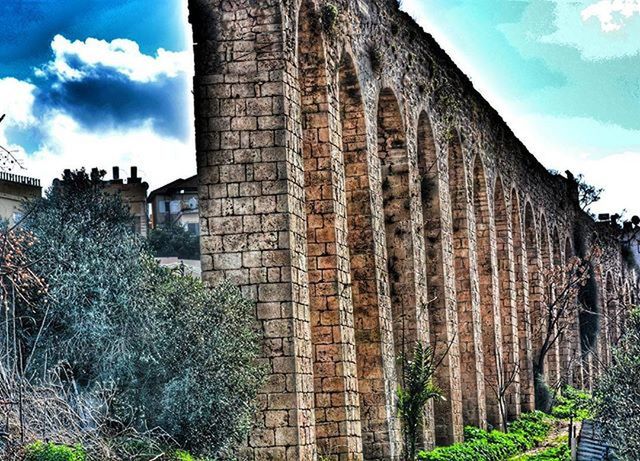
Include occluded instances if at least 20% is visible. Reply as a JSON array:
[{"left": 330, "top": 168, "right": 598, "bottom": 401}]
[
  {"left": 24, "top": 442, "right": 86, "bottom": 461},
  {"left": 551, "top": 386, "right": 592, "bottom": 421},
  {"left": 510, "top": 435, "right": 570, "bottom": 461},
  {"left": 397, "top": 342, "right": 443, "bottom": 460},
  {"left": 575, "top": 173, "right": 603, "bottom": 214},
  {"left": 321, "top": 3, "right": 339, "bottom": 32},
  {"left": 533, "top": 251, "right": 597, "bottom": 410},
  {"left": 593, "top": 308, "right": 640, "bottom": 460},
  {"left": 418, "top": 412, "right": 553, "bottom": 461},
  {"left": 0, "top": 169, "right": 263, "bottom": 459},
  {"left": 148, "top": 220, "right": 200, "bottom": 260}
]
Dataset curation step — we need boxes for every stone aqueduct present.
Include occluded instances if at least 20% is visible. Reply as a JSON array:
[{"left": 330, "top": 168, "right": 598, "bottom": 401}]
[{"left": 188, "top": 0, "right": 639, "bottom": 459}]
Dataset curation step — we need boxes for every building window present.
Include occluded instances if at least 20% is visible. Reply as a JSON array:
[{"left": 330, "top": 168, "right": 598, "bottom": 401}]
[
  {"left": 158, "top": 200, "right": 166, "bottom": 213},
  {"left": 170, "top": 200, "right": 181, "bottom": 213}
]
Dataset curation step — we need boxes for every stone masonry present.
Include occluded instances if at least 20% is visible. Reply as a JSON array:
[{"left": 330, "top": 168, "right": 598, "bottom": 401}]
[{"left": 188, "top": 0, "right": 640, "bottom": 459}]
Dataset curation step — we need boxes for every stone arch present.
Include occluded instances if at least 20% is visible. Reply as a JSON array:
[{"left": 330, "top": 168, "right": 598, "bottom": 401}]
[
  {"left": 592, "top": 257, "right": 606, "bottom": 377},
  {"left": 377, "top": 87, "right": 419, "bottom": 380},
  {"left": 548, "top": 226, "right": 562, "bottom": 382},
  {"left": 298, "top": 6, "right": 363, "bottom": 456},
  {"left": 564, "top": 235, "right": 583, "bottom": 387},
  {"left": 524, "top": 203, "right": 544, "bottom": 391},
  {"left": 605, "top": 271, "right": 616, "bottom": 358},
  {"left": 493, "top": 178, "right": 521, "bottom": 419},
  {"left": 417, "top": 111, "right": 463, "bottom": 444},
  {"left": 338, "top": 51, "right": 389, "bottom": 457},
  {"left": 538, "top": 214, "right": 559, "bottom": 382},
  {"left": 565, "top": 236, "right": 574, "bottom": 260},
  {"left": 472, "top": 155, "right": 502, "bottom": 428},
  {"left": 552, "top": 227, "right": 562, "bottom": 269},
  {"left": 448, "top": 130, "right": 485, "bottom": 427},
  {"left": 550, "top": 227, "right": 567, "bottom": 385},
  {"left": 512, "top": 190, "right": 534, "bottom": 411}
]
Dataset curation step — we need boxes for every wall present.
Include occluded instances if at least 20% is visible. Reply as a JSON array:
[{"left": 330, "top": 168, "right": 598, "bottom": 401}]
[
  {"left": 189, "top": 0, "right": 638, "bottom": 459},
  {"left": 0, "top": 175, "right": 42, "bottom": 225}
]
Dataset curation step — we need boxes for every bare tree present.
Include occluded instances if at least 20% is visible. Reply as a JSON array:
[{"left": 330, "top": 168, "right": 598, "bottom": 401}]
[
  {"left": 575, "top": 174, "right": 603, "bottom": 214},
  {"left": 484, "top": 347, "right": 520, "bottom": 432},
  {"left": 532, "top": 249, "right": 598, "bottom": 389}
]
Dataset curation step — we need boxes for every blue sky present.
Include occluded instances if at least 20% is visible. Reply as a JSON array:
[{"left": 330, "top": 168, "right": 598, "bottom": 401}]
[
  {"left": 0, "top": 0, "right": 638, "bottom": 214},
  {"left": 0, "top": 0, "right": 195, "bottom": 190},
  {"left": 403, "top": 0, "right": 640, "bottom": 215}
]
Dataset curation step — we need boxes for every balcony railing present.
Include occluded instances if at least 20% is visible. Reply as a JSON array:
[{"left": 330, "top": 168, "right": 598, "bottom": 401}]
[{"left": 0, "top": 172, "right": 41, "bottom": 187}]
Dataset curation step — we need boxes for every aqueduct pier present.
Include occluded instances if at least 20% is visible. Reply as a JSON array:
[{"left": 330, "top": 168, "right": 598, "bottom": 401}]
[{"left": 189, "top": 0, "right": 639, "bottom": 459}]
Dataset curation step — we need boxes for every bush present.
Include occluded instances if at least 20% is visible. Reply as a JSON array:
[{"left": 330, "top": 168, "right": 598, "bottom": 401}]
[
  {"left": 511, "top": 436, "right": 570, "bottom": 461},
  {"left": 117, "top": 276, "right": 264, "bottom": 458},
  {"left": 172, "top": 450, "right": 205, "bottom": 461},
  {"left": 11, "top": 170, "right": 264, "bottom": 458},
  {"left": 593, "top": 308, "right": 640, "bottom": 459},
  {"left": 418, "top": 412, "right": 552, "bottom": 461},
  {"left": 551, "top": 386, "right": 592, "bottom": 421},
  {"left": 24, "top": 442, "right": 86, "bottom": 461}
]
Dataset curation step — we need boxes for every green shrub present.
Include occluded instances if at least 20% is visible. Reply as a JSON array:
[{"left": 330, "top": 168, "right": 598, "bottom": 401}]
[
  {"left": 511, "top": 436, "right": 570, "bottom": 461},
  {"left": 593, "top": 308, "right": 640, "bottom": 459},
  {"left": 17, "top": 170, "right": 264, "bottom": 458},
  {"left": 508, "top": 411, "right": 552, "bottom": 444},
  {"left": 418, "top": 411, "right": 553, "bottom": 461},
  {"left": 551, "top": 386, "right": 592, "bottom": 421},
  {"left": 172, "top": 450, "right": 207, "bottom": 461},
  {"left": 24, "top": 442, "right": 86, "bottom": 461}
]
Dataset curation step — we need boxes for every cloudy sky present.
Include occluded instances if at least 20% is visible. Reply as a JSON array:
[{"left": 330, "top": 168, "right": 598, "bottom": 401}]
[
  {"left": 0, "top": 1, "right": 638, "bottom": 214},
  {"left": 0, "top": 0, "right": 195, "bottom": 192},
  {"left": 402, "top": 0, "right": 640, "bottom": 216}
]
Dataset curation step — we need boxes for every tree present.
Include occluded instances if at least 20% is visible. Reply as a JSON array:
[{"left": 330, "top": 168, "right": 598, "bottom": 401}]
[
  {"left": 484, "top": 349, "right": 519, "bottom": 432},
  {"left": 397, "top": 342, "right": 445, "bottom": 461},
  {"left": 576, "top": 174, "right": 603, "bottom": 214},
  {"left": 593, "top": 309, "right": 640, "bottom": 460},
  {"left": 148, "top": 221, "right": 200, "bottom": 260},
  {"left": 532, "top": 251, "right": 596, "bottom": 410},
  {"left": 122, "top": 274, "right": 264, "bottom": 458},
  {"left": 22, "top": 168, "right": 150, "bottom": 385},
  {"left": 4, "top": 169, "right": 264, "bottom": 458}
]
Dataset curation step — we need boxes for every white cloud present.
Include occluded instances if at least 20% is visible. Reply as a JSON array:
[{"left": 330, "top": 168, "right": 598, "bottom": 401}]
[
  {"left": 41, "top": 35, "right": 191, "bottom": 83},
  {"left": 0, "top": 34, "right": 196, "bottom": 190},
  {"left": 0, "top": 77, "right": 38, "bottom": 170},
  {"left": 568, "top": 151, "right": 640, "bottom": 216},
  {"left": 0, "top": 77, "right": 37, "bottom": 128},
  {"left": 28, "top": 111, "right": 195, "bottom": 191},
  {"left": 581, "top": 0, "right": 640, "bottom": 32}
]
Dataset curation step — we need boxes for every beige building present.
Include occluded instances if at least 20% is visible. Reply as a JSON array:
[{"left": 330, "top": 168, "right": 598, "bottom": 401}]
[
  {"left": 147, "top": 175, "right": 199, "bottom": 235},
  {"left": 105, "top": 166, "right": 149, "bottom": 236},
  {"left": 0, "top": 172, "right": 42, "bottom": 225},
  {"left": 56, "top": 166, "right": 149, "bottom": 236}
]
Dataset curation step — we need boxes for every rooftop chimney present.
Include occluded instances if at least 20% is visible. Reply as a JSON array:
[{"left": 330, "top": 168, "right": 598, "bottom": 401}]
[
  {"left": 128, "top": 166, "right": 141, "bottom": 184},
  {"left": 111, "top": 166, "right": 123, "bottom": 184}
]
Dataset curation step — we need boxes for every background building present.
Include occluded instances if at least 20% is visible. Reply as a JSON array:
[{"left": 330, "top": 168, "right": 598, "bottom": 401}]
[
  {"left": 147, "top": 175, "right": 199, "bottom": 235},
  {"left": 56, "top": 166, "right": 149, "bottom": 236},
  {"left": 105, "top": 166, "right": 149, "bottom": 236},
  {"left": 0, "top": 172, "right": 42, "bottom": 225}
]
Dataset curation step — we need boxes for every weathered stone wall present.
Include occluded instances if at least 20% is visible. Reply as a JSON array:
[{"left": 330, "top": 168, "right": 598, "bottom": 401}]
[{"left": 189, "top": 0, "right": 639, "bottom": 459}]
